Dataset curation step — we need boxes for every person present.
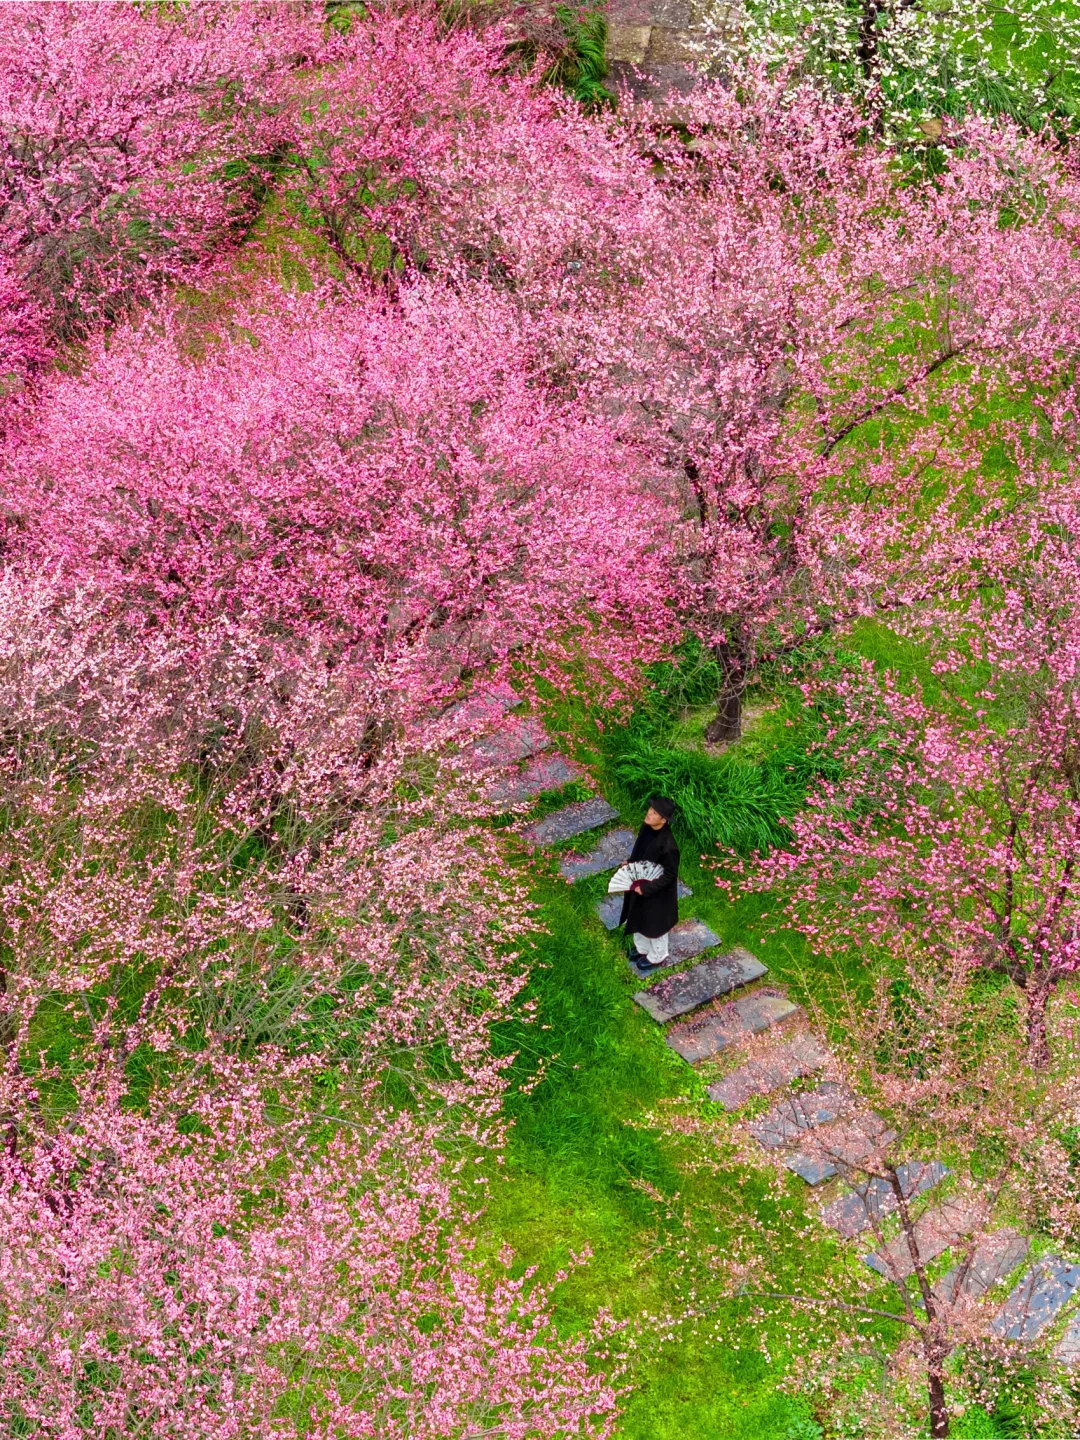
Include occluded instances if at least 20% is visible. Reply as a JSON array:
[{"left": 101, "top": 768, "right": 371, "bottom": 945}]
[{"left": 620, "top": 796, "right": 680, "bottom": 973}]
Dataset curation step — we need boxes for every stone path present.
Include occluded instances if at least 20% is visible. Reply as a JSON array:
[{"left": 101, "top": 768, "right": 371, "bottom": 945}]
[
  {"left": 452, "top": 678, "right": 1080, "bottom": 1365},
  {"left": 560, "top": 828, "right": 636, "bottom": 881},
  {"left": 666, "top": 991, "right": 797, "bottom": 1064},
  {"left": 750, "top": 1081, "right": 857, "bottom": 1150},
  {"left": 933, "top": 1231, "right": 1030, "bottom": 1309},
  {"left": 865, "top": 1200, "right": 980, "bottom": 1280},
  {"left": 788, "top": 1112, "right": 898, "bottom": 1186},
  {"left": 635, "top": 947, "right": 766, "bottom": 1022},
  {"left": 465, "top": 716, "right": 551, "bottom": 772},
  {"left": 820, "top": 1161, "right": 948, "bottom": 1239},
  {"left": 521, "top": 796, "right": 619, "bottom": 844},
  {"left": 991, "top": 1258, "right": 1080, "bottom": 1341},
  {"left": 486, "top": 753, "right": 579, "bottom": 806},
  {"left": 708, "top": 1034, "right": 829, "bottom": 1110}
]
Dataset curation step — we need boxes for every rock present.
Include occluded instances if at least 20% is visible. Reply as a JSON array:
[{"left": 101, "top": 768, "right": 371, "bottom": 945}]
[
  {"left": 633, "top": 946, "right": 766, "bottom": 1023},
  {"left": 666, "top": 992, "right": 798, "bottom": 1064},
  {"left": 597, "top": 880, "right": 691, "bottom": 930},
  {"left": 992, "top": 1257, "right": 1080, "bottom": 1341},
  {"left": 933, "top": 1231, "right": 1029, "bottom": 1308},
  {"left": 485, "top": 753, "right": 578, "bottom": 806},
  {"left": 708, "top": 1034, "right": 830, "bottom": 1110},
  {"left": 785, "top": 1113, "right": 897, "bottom": 1185},
  {"left": 864, "top": 1199, "right": 980, "bottom": 1281},
  {"left": 560, "top": 828, "right": 635, "bottom": 882},
  {"left": 624, "top": 918, "right": 722, "bottom": 971},
  {"left": 607, "top": 21, "right": 652, "bottom": 63},
  {"left": 750, "top": 1081, "right": 855, "bottom": 1149},
  {"left": 667, "top": 918, "right": 723, "bottom": 963},
  {"left": 443, "top": 683, "right": 519, "bottom": 729},
  {"left": 463, "top": 717, "right": 550, "bottom": 772},
  {"left": 821, "top": 1161, "right": 948, "bottom": 1239},
  {"left": 521, "top": 796, "right": 619, "bottom": 845},
  {"left": 1054, "top": 1308, "right": 1080, "bottom": 1364}
]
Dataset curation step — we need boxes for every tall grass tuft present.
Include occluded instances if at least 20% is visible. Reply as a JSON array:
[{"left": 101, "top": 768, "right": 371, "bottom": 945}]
[{"left": 602, "top": 639, "right": 834, "bottom": 857}]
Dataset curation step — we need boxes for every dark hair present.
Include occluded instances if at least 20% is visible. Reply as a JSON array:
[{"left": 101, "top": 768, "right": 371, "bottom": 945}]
[{"left": 650, "top": 795, "right": 676, "bottom": 820}]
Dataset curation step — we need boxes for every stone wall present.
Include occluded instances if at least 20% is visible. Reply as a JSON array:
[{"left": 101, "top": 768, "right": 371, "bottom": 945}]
[{"left": 605, "top": 0, "right": 742, "bottom": 103}]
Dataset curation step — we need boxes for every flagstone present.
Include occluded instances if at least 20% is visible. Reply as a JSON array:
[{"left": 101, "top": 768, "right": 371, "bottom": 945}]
[
  {"left": 865, "top": 1200, "right": 980, "bottom": 1280},
  {"left": 485, "top": 753, "right": 578, "bottom": 806},
  {"left": 559, "top": 828, "right": 636, "bottom": 881},
  {"left": 786, "top": 1112, "right": 897, "bottom": 1185},
  {"left": 521, "top": 796, "right": 618, "bottom": 844},
  {"left": 666, "top": 992, "right": 798, "bottom": 1064},
  {"left": 708, "top": 1034, "right": 830, "bottom": 1110},
  {"left": 1054, "top": 1309, "right": 1080, "bottom": 1363},
  {"left": 750, "top": 1081, "right": 855, "bottom": 1150},
  {"left": 992, "top": 1257, "right": 1080, "bottom": 1341},
  {"left": 444, "top": 683, "right": 519, "bottom": 728},
  {"left": 464, "top": 717, "right": 550, "bottom": 772},
  {"left": 633, "top": 947, "right": 766, "bottom": 1023},
  {"left": 933, "top": 1231, "right": 1029, "bottom": 1307},
  {"left": 821, "top": 1161, "right": 948, "bottom": 1239},
  {"left": 626, "top": 917, "right": 726, "bottom": 975}
]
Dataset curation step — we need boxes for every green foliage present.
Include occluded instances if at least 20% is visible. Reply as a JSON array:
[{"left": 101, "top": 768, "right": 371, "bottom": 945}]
[
  {"left": 548, "top": 6, "right": 613, "bottom": 109},
  {"left": 782, "top": 1416, "right": 824, "bottom": 1440}
]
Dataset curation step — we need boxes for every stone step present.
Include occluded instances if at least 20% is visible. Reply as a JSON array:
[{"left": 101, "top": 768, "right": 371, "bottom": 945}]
[
  {"left": 786, "top": 1112, "right": 897, "bottom": 1186},
  {"left": 864, "top": 1199, "right": 980, "bottom": 1281},
  {"left": 521, "top": 796, "right": 619, "bottom": 845},
  {"left": 597, "top": 881, "right": 691, "bottom": 930},
  {"left": 708, "top": 1034, "right": 830, "bottom": 1111},
  {"left": 821, "top": 1160, "right": 948, "bottom": 1239},
  {"left": 485, "top": 753, "right": 578, "bottom": 807},
  {"left": 625, "top": 918, "right": 722, "bottom": 975},
  {"left": 559, "top": 828, "right": 635, "bottom": 882},
  {"left": 1054, "top": 1308, "right": 1080, "bottom": 1363},
  {"left": 933, "top": 1231, "right": 1029, "bottom": 1309},
  {"left": 992, "top": 1257, "right": 1080, "bottom": 1341},
  {"left": 444, "top": 683, "right": 519, "bottom": 729},
  {"left": 750, "top": 1081, "right": 855, "bottom": 1150},
  {"left": 666, "top": 992, "right": 798, "bottom": 1065},
  {"left": 633, "top": 946, "right": 766, "bottom": 1023},
  {"left": 464, "top": 717, "right": 550, "bottom": 773}
]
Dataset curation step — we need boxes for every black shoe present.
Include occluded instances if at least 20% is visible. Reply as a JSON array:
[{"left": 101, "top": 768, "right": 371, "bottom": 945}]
[{"left": 634, "top": 955, "right": 665, "bottom": 973}]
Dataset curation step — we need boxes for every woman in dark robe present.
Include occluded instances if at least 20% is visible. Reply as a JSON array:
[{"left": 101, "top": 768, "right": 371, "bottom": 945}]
[{"left": 620, "top": 795, "right": 680, "bottom": 972}]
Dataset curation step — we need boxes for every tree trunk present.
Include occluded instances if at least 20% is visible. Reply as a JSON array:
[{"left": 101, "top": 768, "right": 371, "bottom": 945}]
[
  {"left": 1025, "top": 985, "right": 1052, "bottom": 1069},
  {"left": 927, "top": 1367, "right": 949, "bottom": 1437},
  {"left": 704, "top": 640, "right": 746, "bottom": 745},
  {"left": 704, "top": 685, "right": 742, "bottom": 744},
  {"left": 856, "top": 0, "right": 880, "bottom": 80}
]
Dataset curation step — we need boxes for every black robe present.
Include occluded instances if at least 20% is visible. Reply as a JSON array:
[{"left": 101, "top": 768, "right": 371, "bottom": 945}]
[{"left": 619, "top": 822, "right": 680, "bottom": 939}]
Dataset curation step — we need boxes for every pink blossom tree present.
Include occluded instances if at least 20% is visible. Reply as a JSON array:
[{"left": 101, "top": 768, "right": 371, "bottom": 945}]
[
  {"left": 524, "top": 84, "right": 1080, "bottom": 739},
  {"left": 0, "top": 280, "right": 675, "bottom": 708},
  {"left": 0, "top": 1067, "right": 622, "bottom": 1439},
  {"left": 0, "top": 1, "right": 316, "bottom": 342},
  {"left": 698, "top": 950, "right": 1080, "bottom": 1437},
  {"left": 735, "top": 499, "right": 1080, "bottom": 1064}
]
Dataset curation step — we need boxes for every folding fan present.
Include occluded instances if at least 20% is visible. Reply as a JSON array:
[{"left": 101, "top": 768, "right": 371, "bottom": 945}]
[{"left": 607, "top": 860, "right": 664, "bottom": 894}]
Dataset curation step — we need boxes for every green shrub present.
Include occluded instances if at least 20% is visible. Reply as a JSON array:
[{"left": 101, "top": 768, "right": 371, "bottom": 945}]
[{"left": 601, "top": 640, "right": 835, "bottom": 857}]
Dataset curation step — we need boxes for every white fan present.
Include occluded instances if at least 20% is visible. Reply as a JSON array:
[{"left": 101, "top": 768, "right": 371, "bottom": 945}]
[{"left": 607, "top": 860, "right": 664, "bottom": 894}]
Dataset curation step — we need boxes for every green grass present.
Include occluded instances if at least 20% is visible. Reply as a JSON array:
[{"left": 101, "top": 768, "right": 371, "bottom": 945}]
[
  {"left": 486, "top": 643, "right": 1055, "bottom": 1436},
  {"left": 479, "top": 653, "right": 908, "bottom": 1435},
  {"left": 484, "top": 843, "right": 844, "bottom": 1438}
]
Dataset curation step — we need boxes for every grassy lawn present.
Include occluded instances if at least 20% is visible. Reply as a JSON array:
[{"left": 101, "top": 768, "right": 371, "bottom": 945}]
[
  {"left": 478, "top": 671, "right": 887, "bottom": 1438},
  {"left": 481, "top": 631, "right": 1055, "bottom": 1437}
]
